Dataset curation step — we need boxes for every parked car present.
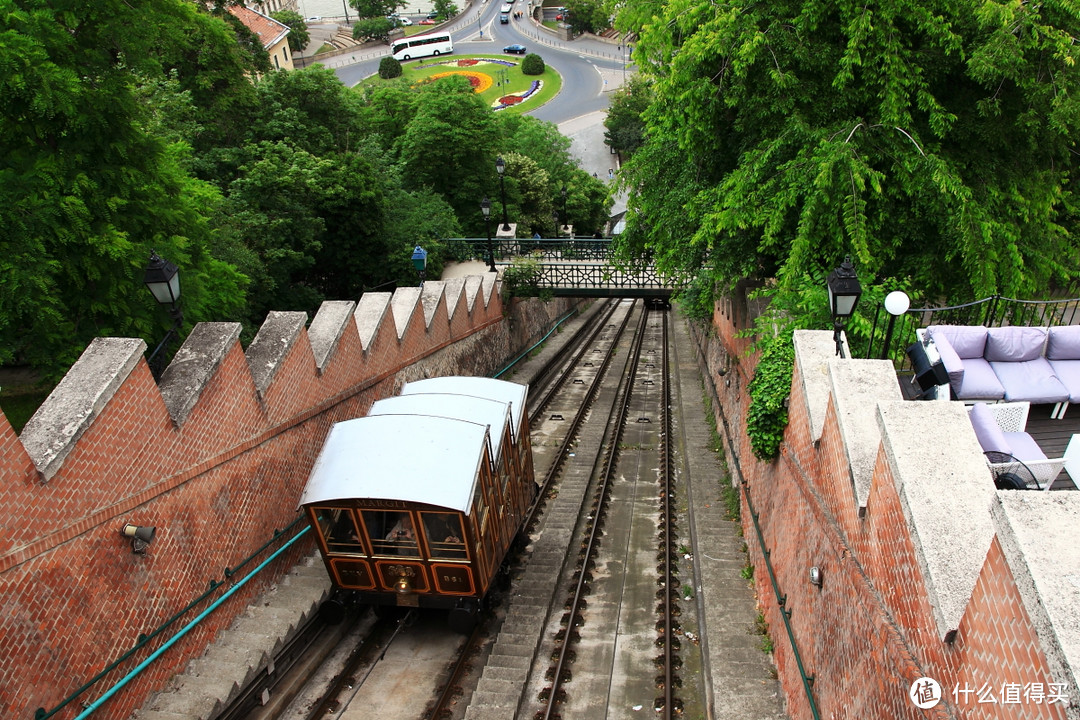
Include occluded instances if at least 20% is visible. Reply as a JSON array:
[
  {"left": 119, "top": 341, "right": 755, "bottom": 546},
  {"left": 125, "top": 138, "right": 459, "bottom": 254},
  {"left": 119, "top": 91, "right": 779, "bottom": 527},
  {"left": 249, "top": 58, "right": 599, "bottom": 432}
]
[
  {"left": 426, "top": 10, "right": 439, "bottom": 18},
  {"left": 398, "top": 16, "right": 413, "bottom": 25},
  {"left": 503, "top": 44, "right": 527, "bottom": 54}
]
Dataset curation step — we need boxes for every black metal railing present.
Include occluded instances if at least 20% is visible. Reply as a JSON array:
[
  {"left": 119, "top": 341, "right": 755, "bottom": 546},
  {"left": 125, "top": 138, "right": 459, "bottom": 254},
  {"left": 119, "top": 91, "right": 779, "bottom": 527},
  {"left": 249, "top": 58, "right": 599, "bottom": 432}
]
[
  {"left": 863, "top": 295, "right": 1080, "bottom": 370},
  {"left": 445, "top": 237, "right": 614, "bottom": 263}
]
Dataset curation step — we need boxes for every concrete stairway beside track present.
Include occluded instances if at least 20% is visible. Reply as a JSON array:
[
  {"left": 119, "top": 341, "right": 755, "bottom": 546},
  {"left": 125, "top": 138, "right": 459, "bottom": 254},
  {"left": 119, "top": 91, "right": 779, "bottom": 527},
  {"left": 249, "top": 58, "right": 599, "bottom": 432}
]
[{"left": 135, "top": 553, "right": 331, "bottom": 720}]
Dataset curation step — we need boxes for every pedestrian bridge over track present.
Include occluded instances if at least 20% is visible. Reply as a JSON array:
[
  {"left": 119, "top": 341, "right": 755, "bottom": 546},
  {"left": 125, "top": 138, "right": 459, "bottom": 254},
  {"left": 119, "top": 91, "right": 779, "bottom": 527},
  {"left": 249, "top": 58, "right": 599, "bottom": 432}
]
[{"left": 444, "top": 238, "right": 674, "bottom": 298}]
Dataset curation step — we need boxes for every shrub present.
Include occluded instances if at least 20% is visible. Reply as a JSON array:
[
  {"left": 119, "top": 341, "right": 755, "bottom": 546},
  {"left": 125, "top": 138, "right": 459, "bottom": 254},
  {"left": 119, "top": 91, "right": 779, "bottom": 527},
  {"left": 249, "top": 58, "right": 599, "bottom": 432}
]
[
  {"left": 379, "top": 56, "right": 402, "bottom": 79},
  {"left": 745, "top": 333, "right": 794, "bottom": 461},
  {"left": 521, "top": 53, "right": 545, "bottom": 75}
]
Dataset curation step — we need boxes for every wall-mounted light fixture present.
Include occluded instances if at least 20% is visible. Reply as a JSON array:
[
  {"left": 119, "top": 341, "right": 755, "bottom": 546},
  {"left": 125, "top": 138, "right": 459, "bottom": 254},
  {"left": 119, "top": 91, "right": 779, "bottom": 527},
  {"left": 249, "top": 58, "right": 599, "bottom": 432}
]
[
  {"left": 809, "top": 565, "right": 824, "bottom": 588},
  {"left": 121, "top": 523, "right": 156, "bottom": 555}
]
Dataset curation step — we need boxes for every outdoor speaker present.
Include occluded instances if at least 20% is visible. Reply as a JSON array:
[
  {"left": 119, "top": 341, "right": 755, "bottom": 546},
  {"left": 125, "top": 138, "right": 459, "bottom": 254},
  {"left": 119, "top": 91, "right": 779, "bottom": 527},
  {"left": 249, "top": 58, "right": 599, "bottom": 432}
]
[{"left": 906, "top": 341, "right": 949, "bottom": 392}]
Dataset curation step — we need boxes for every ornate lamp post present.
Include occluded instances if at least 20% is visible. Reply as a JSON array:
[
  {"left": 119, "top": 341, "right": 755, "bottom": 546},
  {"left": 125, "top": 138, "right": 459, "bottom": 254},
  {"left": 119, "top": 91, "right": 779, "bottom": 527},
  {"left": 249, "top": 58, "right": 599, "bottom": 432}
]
[
  {"left": 143, "top": 251, "right": 184, "bottom": 382},
  {"left": 827, "top": 256, "right": 862, "bottom": 358},
  {"left": 495, "top": 156, "right": 511, "bottom": 231},
  {"left": 481, "top": 197, "right": 496, "bottom": 272},
  {"left": 411, "top": 245, "right": 428, "bottom": 286}
]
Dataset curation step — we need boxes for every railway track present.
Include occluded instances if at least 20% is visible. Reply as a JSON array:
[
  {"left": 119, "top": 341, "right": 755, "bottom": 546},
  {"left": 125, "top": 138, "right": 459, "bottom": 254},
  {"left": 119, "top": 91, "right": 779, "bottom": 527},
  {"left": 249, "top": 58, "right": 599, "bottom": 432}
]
[{"left": 217, "top": 299, "right": 708, "bottom": 720}]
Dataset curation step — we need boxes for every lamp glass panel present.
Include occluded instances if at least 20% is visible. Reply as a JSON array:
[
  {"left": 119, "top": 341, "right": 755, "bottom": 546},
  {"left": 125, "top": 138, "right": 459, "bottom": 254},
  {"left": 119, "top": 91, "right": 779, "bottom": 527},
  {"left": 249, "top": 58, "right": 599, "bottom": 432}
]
[{"left": 147, "top": 275, "right": 180, "bottom": 305}]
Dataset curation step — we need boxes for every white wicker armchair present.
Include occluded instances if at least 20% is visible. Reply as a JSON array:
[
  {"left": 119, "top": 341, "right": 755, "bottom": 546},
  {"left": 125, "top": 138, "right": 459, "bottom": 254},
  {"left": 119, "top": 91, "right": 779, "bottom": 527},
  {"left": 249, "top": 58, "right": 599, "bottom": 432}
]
[{"left": 980, "top": 402, "right": 1066, "bottom": 490}]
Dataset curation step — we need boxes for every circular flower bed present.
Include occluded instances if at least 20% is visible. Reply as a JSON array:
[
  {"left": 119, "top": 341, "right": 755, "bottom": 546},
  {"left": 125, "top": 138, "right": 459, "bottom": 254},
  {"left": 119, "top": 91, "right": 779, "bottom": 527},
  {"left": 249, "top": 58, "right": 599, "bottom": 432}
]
[{"left": 429, "top": 70, "right": 494, "bottom": 93}]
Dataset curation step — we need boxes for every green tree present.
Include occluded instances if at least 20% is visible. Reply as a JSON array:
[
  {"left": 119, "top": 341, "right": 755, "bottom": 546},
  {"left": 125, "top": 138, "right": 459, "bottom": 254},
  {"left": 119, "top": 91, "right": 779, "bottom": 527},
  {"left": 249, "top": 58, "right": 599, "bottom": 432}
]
[
  {"left": 564, "top": 0, "right": 610, "bottom": 35},
  {"left": 351, "top": 0, "right": 401, "bottom": 17},
  {"left": 604, "top": 74, "right": 650, "bottom": 158},
  {"left": 0, "top": 0, "right": 247, "bottom": 377},
  {"left": 431, "top": 0, "right": 457, "bottom": 20},
  {"left": 397, "top": 78, "right": 501, "bottom": 232},
  {"left": 354, "top": 16, "right": 395, "bottom": 42},
  {"left": 271, "top": 10, "right": 310, "bottom": 52},
  {"left": 616, "top": 0, "right": 1080, "bottom": 310}
]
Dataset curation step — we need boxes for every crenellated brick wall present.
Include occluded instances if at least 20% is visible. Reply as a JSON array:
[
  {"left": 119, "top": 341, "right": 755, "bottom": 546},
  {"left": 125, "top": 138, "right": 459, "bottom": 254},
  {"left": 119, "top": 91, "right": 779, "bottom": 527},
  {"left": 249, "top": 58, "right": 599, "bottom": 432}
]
[
  {"left": 693, "top": 304, "right": 1080, "bottom": 720},
  {"left": 0, "top": 275, "right": 583, "bottom": 720}
]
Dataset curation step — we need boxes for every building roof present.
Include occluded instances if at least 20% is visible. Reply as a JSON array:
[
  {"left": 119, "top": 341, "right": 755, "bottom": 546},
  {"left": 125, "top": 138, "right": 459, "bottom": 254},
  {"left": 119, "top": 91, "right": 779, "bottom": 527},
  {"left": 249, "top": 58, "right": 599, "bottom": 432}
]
[{"left": 228, "top": 4, "right": 290, "bottom": 51}]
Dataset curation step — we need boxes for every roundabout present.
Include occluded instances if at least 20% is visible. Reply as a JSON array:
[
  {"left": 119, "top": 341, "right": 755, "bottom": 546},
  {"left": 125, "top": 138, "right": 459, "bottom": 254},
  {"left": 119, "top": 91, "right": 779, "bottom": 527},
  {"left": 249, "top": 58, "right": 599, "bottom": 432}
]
[{"left": 372, "top": 55, "right": 559, "bottom": 113}]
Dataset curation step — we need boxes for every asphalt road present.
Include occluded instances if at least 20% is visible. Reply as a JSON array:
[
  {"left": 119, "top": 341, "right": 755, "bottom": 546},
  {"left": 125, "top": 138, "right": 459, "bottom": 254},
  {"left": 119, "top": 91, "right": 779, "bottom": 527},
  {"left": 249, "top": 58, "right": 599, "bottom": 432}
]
[{"left": 329, "top": 1, "right": 628, "bottom": 126}]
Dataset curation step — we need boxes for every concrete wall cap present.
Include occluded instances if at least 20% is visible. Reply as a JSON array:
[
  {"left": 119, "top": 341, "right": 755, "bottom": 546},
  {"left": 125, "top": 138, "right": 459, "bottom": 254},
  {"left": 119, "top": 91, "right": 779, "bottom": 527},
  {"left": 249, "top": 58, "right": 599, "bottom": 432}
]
[
  {"left": 245, "top": 311, "right": 308, "bottom": 396},
  {"left": 878, "top": 401, "right": 995, "bottom": 641},
  {"left": 159, "top": 323, "right": 243, "bottom": 426},
  {"left": 992, "top": 492, "right": 1080, "bottom": 709},
  {"left": 353, "top": 292, "right": 391, "bottom": 351},
  {"left": 307, "top": 300, "right": 356, "bottom": 371},
  {"left": 390, "top": 286, "right": 422, "bottom": 340},
  {"left": 794, "top": 329, "right": 839, "bottom": 442},
  {"left": 829, "top": 359, "right": 902, "bottom": 510},
  {"left": 419, "top": 280, "right": 446, "bottom": 327},
  {"left": 443, "top": 277, "right": 466, "bottom": 321},
  {"left": 20, "top": 337, "right": 146, "bottom": 481}
]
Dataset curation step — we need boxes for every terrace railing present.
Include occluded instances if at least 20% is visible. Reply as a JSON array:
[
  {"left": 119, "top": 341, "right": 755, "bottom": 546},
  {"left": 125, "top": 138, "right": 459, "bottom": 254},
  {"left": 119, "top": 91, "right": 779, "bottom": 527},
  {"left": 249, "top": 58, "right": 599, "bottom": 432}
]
[{"left": 865, "top": 295, "right": 1080, "bottom": 372}]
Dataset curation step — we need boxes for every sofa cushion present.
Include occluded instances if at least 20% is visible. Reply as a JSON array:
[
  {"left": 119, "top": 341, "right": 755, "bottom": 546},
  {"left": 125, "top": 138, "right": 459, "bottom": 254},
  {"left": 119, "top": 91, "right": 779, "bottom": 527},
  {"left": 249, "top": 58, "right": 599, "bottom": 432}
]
[
  {"left": 1004, "top": 431, "right": 1049, "bottom": 464},
  {"left": 1047, "top": 359, "right": 1080, "bottom": 403},
  {"left": 956, "top": 357, "right": 1006, "bottom": 399},
  {"left": 929, "top": 325, "right": 989, "bottom": 359},
  {"left": 927, "top": 331, "right": 965, "bottom": 393},
  {"left": 1047, "top": 326, "right": 1080, "bottom": 361},
  {"left": 985, "top": 326, "right": 1047, "bottom": 362},
  {"left": 969, "top": 402, "right": 1011, "bottom": 455},
  {"left": 991, "top": 357, "right": 1070, "bottom": 403}
]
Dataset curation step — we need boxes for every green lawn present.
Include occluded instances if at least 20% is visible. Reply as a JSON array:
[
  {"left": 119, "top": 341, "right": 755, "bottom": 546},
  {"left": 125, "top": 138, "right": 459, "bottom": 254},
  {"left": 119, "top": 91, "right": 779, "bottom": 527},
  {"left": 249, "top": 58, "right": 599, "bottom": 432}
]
[{"left": 366, "top": 55, "right": 561, "bottom": 114}]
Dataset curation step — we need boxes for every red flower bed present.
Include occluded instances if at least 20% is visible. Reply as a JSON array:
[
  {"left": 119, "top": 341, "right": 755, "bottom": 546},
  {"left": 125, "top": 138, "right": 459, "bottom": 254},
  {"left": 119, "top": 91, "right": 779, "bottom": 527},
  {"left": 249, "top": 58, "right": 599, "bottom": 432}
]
[
  {"left": 499, "top": 95, "right": 523, "bottom": 105},
  {"left": 457, "top": 59, "right": 479, "bottom": 66}
]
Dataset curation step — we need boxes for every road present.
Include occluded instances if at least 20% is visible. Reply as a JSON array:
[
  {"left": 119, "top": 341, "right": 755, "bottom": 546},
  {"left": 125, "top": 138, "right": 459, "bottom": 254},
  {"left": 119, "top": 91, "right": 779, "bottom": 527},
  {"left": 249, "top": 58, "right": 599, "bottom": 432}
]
[{"left": 328, "top": 1, "right": 630, "bottom": 126}]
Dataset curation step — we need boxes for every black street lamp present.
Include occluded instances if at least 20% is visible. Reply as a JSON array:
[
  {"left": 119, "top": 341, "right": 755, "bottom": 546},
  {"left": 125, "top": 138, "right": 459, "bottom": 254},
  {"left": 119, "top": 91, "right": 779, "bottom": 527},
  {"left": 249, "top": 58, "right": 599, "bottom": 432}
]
[
  {"left": 411, "top": 245, "right": 428, "bottom": 286},
  {"left": 552, "top": 210, "right": 560, "bottom": 239},
  {"left": 560, "top": 185, "right": 568, "bottom": 235},
  {"left": 495, "top": 156, "right": 511, "bottom": 231},
  {"left": 143, "top": 251, "right": 184, "bottom": 382},
  {"left": 481, "top": 197, "right": 496, "bottom": 272},
  {"left": 827, "top": 256, "right": 862, "bottom": 358}
]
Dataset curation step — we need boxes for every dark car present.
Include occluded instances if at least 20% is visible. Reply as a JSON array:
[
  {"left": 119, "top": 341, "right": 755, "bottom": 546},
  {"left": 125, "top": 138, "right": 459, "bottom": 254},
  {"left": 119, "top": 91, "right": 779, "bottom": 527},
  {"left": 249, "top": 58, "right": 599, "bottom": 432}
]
[
  {"left": 426, "top": 10, "right": 439, "bottom": 18},
  {"left": 503, "top": 44, "right": 527, "bottom": 54}
]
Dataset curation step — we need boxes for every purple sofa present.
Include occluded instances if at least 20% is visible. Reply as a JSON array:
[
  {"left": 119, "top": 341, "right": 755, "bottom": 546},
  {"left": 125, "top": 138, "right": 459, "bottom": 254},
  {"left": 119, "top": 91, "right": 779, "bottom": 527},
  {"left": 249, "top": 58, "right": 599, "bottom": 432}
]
[{"left": 928, "top": 325, "right": 1080, "bottom": 414}]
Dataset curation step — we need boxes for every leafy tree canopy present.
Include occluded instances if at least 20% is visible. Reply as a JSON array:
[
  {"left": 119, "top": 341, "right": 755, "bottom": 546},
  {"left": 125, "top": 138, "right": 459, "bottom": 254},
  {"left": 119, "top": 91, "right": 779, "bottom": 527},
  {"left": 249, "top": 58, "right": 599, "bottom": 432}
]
[
  {"left": 615, "top": 0, "right": 1080, "bottom": 309},
  {"left": 271, "top": 10, "right": 310, "bottom": 52}
]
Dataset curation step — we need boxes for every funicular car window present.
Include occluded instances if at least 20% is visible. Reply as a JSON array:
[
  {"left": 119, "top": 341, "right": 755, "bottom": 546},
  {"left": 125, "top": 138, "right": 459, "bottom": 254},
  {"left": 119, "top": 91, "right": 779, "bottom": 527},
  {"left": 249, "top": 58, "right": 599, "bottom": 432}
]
[
  {"left": 364, "top": 510, "right": 420, "bottom": 556},
  {"left": 421, "top": 512, "right": 468, "bottom": 560},
  {"left": 314, "top": 507, "right": 364, "bottom": 555}
]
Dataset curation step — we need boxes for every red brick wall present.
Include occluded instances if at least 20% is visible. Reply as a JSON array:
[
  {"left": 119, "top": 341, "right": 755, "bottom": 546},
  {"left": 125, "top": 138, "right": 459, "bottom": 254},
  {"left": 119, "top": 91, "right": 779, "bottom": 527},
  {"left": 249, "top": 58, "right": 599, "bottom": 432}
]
[
  {"left": 692, "top": 308, "right": 1069, "bottom": 720},
  {"left": 0, "top": 286, "right": 580, "bottom": 720}
]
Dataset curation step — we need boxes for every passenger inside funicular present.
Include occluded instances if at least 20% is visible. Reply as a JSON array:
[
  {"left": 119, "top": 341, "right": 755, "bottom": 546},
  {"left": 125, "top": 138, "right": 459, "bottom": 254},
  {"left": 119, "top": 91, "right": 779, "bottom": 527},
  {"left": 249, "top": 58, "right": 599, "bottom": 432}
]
[
  {"left": 422, "top": 512, "right": 468, "bottom": 560},
  {"left": 315, "top": 508, "right": 363, "bottom": 554},
  {"left": 365, "top": 510, "right": 420, "bottom": 556}
]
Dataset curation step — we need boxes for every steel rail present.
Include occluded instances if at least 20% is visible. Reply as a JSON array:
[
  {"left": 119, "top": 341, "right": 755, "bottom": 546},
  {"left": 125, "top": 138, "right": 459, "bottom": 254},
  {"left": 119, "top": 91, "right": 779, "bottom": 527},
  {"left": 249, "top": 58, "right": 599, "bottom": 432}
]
[{"left": 541, "top": 303, "right": 651, "bottom": 720}]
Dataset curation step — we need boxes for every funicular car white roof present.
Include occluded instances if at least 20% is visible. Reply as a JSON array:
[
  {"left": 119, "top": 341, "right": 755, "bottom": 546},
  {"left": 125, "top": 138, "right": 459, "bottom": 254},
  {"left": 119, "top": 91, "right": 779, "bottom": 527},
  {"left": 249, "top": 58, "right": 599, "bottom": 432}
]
[
  {"left": 369, "top": 394, "right": 512, "bottom": 464},
  {"left": 298, "top": 414, "right": 488, "bottom": 513},
  {"left": 401, "top": 377, "right": 528, "bottom": 442}
]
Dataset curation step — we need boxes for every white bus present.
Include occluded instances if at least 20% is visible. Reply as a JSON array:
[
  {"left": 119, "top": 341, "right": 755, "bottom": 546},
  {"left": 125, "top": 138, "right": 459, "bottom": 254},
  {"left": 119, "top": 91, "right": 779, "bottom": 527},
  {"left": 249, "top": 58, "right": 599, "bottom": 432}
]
[{"left": 391, "top": 32, "right": 454, "bottom": 61}]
